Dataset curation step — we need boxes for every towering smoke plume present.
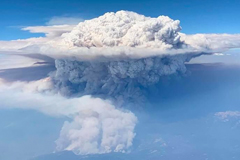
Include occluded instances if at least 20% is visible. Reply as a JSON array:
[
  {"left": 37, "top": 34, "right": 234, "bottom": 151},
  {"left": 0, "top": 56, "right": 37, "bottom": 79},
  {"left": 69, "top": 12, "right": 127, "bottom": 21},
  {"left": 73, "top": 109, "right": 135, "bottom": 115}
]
[
  {"left": 50, "top": 11, "right": 197, "bottom": 104},
  {"left": 2, "top": 10, "right": 240, "bottom": 156}
]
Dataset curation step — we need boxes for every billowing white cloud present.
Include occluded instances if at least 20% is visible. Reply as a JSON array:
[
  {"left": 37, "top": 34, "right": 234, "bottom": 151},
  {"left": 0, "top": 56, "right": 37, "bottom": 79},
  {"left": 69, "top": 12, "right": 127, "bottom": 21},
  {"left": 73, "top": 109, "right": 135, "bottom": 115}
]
[
  {"left": 63, "top": 11, "right": 183, "bottom": 49},
  {"left": 0, "top": 79, "right": 137, "bottom": 154},
  {"left": 56, "top": 101, "right": 136, "bottom": 154}
]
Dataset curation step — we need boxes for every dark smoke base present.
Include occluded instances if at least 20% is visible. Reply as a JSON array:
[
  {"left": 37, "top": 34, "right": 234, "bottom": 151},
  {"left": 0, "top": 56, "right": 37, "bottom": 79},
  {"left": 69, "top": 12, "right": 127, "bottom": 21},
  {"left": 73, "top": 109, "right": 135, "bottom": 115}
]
[{"left": 51, "top": 54, "right": 196, "bottom": 106}]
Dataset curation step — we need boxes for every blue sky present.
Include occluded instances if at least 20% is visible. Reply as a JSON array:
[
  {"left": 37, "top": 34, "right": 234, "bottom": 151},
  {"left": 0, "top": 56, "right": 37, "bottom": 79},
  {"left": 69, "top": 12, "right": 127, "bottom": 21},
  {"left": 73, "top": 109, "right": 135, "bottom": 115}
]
[{"left": 1, "top": 0, "right": 240, "bottom": 40}]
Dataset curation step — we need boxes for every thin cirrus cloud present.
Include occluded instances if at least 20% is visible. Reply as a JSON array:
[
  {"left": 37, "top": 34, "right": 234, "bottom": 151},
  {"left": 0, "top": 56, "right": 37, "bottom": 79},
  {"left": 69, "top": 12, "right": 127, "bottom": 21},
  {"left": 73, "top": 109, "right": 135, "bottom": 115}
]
[
  {"left": 215, "top": 111, "right": 240, "bottom": 121},
  {"left": 20, "top": 16, "right": 84, "bottom": 38},
  {"left": 22, "top": 25, "right": 75, "bottom": 38},
  {"left": 46, "top": 16, "right": 84, "bottom": 25}
]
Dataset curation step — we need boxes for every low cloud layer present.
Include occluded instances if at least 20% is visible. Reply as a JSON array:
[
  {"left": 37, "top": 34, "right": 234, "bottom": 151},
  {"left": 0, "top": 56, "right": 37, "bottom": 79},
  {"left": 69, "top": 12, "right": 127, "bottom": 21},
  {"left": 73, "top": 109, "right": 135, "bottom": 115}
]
[{"left": 0, "top": 79, "right": 137, "bottom": 154}]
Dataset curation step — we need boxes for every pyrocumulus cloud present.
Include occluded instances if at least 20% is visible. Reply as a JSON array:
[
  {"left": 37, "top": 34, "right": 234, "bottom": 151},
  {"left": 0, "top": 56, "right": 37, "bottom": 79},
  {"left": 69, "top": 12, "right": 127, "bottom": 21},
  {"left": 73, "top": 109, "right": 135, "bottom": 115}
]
[{"left": 1, "top": 10, "right": 240, "bottom": 156}]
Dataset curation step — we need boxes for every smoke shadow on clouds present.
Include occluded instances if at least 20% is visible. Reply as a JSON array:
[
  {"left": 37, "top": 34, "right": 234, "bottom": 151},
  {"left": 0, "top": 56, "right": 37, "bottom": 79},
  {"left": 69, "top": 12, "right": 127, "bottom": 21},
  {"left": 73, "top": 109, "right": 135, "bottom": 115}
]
[{"left": 0, "top": 64, "right": 55, "bottom": 82}]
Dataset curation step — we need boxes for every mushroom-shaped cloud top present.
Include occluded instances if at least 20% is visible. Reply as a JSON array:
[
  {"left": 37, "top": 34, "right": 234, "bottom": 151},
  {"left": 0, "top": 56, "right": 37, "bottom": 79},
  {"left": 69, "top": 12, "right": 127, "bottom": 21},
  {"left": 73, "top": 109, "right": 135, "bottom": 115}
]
[{"left": 63, "top": 11, "right": 183, "bottom": 49}]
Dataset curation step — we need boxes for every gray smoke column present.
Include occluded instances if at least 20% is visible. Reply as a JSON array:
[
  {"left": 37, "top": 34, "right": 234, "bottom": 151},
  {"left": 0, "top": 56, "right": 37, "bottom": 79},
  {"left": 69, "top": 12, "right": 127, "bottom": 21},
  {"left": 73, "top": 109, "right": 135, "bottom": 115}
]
[
  {"left": 49, "top": 11, "right": 203, "bottom": 104},
  {"left": 53, "top": 54, "right": 192, "bottom": 104},
  {"left": 47, "top": 11, "right": 201, "bottom": 104}
]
